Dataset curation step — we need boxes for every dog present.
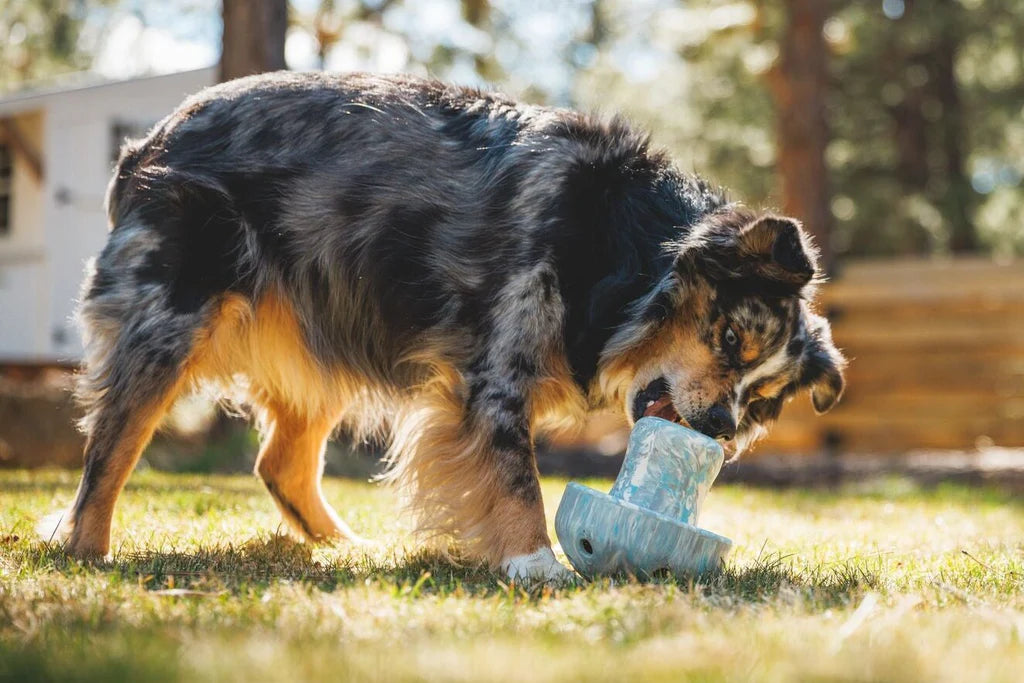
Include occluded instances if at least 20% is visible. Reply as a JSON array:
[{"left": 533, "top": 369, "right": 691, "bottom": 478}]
[{"left": 46, "top": 71, "right": 845, "bottom": 582}]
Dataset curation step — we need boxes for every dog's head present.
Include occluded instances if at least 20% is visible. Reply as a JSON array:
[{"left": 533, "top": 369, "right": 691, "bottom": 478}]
[{"left": 598, "top": 207, "right": 846, "bottom": 457}]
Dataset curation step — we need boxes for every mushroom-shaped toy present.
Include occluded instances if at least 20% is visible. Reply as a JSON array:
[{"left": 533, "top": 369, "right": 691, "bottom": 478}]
[{"left": 555, "top": 417, "right": 732, "bottom": 579}]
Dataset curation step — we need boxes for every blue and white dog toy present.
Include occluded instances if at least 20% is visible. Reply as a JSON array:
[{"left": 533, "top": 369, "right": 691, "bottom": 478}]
[{"left": 555, "top": 417, "right": 732, "bottom": 579}]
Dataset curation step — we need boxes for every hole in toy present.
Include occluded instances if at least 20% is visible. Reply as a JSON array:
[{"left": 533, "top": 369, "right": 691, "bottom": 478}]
[{"left": 580, "top": 538, "right": 593, "bottom": 554}]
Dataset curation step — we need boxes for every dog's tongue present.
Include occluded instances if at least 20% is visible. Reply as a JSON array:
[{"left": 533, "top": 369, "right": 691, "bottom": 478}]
[{"left": 643, "top": 395, "right": 679, "bottom": 422}]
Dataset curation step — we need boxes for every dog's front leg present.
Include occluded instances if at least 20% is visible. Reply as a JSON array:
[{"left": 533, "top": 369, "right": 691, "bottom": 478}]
[{"left": 464, "top": 366, "right": 575, "bottom": 585}]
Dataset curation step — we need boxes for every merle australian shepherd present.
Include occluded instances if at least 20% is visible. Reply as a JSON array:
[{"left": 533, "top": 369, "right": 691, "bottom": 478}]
[{"left": 47, "top": 72, "right": 845, "bottom": 582}]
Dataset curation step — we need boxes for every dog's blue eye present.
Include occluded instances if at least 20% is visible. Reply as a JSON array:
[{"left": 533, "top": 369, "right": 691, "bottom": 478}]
[{"left": 724, "top": 327, "right": 739, "bottom": 348}]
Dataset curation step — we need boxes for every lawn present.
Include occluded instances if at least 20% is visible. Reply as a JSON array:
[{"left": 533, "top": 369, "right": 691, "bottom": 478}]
[{"left": 1, "top": 469, "right": 1022, "bottom": 682}]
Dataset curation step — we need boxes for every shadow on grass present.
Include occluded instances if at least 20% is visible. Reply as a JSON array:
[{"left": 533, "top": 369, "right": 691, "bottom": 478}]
[
  {"left": 580, "top": 550, "right": 879, "bottom": 609},
  {"left": 22, "top": 535, "right": 499, "bottom": 594},
  {"left": 702, "top": 552, "right": 880, "bottom": 606},
  {"left": 19, "top": 535, "right": 877, "bottom": 607},
  {"left": 0, "top": 478, "right": 269, "bottom": 498}
]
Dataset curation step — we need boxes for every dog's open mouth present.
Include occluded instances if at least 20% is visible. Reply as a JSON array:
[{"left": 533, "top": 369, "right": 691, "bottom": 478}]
[{"left": 631, "top": 378, "right": 691, "bottom": 427}]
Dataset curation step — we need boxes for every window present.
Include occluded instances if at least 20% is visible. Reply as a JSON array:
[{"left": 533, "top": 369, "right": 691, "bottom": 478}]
[
  {"left": 0, "top": 144, "right": 11, "bottom": 237},
  {"left": 110, "top": 119, "right": 154, "bottom": 166}
]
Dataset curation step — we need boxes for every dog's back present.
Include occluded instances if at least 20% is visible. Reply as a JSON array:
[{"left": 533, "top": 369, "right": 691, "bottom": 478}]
[{"left": 102, "top": 72, "right": 630, "bottom": 380}]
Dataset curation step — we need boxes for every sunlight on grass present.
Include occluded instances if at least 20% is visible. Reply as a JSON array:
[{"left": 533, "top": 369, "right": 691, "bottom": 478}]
[{"left": 1, "top": 469, "right": 1022, "bottom": 682}]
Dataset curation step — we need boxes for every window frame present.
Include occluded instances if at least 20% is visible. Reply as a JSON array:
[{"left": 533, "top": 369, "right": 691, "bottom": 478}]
[{"left": 0, "top": 142, "right": 12, "bottom": 239}]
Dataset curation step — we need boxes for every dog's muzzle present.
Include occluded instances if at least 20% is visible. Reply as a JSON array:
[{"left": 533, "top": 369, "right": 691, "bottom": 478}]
[{"left": 632, "top": 377, "right": 686, "bottom": 425}]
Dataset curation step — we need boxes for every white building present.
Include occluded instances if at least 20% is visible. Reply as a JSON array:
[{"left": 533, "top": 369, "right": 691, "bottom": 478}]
[{"left": 0, "top": 67, "right": 216, "bottom": 364}]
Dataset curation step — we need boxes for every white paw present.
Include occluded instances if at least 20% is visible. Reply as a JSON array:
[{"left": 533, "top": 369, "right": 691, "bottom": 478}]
[{"left": 502, "top": 547, "right": 576, "bottom": 585}]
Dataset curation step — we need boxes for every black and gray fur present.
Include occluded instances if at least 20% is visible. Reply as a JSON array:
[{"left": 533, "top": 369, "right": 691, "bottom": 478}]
[{"left": 57, "top": 72, "right": 845, "bottom": 570}]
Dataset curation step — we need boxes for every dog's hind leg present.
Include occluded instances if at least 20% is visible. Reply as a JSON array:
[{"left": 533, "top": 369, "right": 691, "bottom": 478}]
[
  {"left": 59, "top": 374, "right": 188, "bottom": 558},
  {"left": 48, "top": 229, "right": 205, "bottom": 558},
  {"left": 255, "top": 404, "right": 361, "bottom": 543}
]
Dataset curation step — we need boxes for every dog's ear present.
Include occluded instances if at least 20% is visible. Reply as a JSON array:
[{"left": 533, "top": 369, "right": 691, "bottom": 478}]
[
  {"left": 738, "top": 214, "right": 818, "bottom": 289},
  {"left": 673, "top": 210, "right": 819, "bottom": 297},
  {"left": 799, "top": 313, "right": 847, "bottom": 414}
]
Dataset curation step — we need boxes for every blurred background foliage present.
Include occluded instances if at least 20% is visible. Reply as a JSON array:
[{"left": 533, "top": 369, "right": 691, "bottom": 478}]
[{"left": 1, "top": 0, "right": 1022, "bottom": 260}]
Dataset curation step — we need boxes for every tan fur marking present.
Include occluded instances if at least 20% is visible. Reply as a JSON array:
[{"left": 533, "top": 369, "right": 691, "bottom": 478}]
[
  {"left": 187, "top": 291, "right": 399, "bottom": 441},
  {"left": 754, "top": 376, "right": 790, "bottom": 399},
  {"left": 531, "top": 350, "right": 588, "bottom": 438},
  {"left": 738, "top": 215, "right": 779, "bottom": 256},
  {"left": 67, "top": 322, "right": 217, "bottom": 557},
  {"left": 183, "top": 292, "right": 402, "bottom": 542},
  {"left": 378, "top": 360, "right": 563, "bottom": 567},
  {"left": 475, "top": 494, "right": 551, "bottom": 565},
  {"left": 740, "top": 335, "right": 762, "bottom": 364},
  {"left": 185, "top": 291, "right": 571, "bottom": 566},
  {"left": 379, "top": 377, "right": 502, "bottom": 562},
  {"left": 189, "top": 293, "right": 343, "bottom": 419},
  {"left": 66, "top": 384, "right": 185, "bottom": 557},
  {"left": 598, "top": 296, "right": 724, "bottom": 422},
  {"left": 596, "top": 311, "right": 684, "bottom": 412},
  {"left": 255, "top": 404, "right": 361, "bottom": 542}
]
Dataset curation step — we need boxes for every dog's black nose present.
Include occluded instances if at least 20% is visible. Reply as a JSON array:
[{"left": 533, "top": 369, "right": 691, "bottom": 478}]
[{"left": 694, "top": 404, "right": 736, "bottom": 441}]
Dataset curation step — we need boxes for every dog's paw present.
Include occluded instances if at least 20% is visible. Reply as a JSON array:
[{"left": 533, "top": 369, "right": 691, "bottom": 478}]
[{"left": 502, "top": 547, "right": 577, "bottom": 585}]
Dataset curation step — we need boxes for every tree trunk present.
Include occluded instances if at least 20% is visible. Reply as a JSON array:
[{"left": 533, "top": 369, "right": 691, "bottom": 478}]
[
  {"left": 462, "top": 0, "right": 499, "bottom": 80},
  {"left": 768, "top": 0, "right": 833, "bottom": 268},
  {"left": 934, "top": 10, "right": 976, "bottom": 252},
  {"left": 893, "top": 74, "right": 929, "bottom": 192},
  {"left": 220, "top": 0, "right": 288, "bottom": 82}
]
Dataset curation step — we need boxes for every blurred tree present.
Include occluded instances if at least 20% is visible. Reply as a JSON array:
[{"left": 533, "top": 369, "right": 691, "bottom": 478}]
[
  {"left": 960, "top": 0, "right": 1024, "bottom": 256},
  {"left": 0, "top": 0, "right": 105, "bottom": 91},
  {"left": 292, "top": 0, "right": 401, "bottom": 71},
  {"left": 932, "top": 2, "right": 975, "bottom": 252},
  {"left": 461, "top": 0, "right": 495, "bottom": 78},
  {"left": 220, "top": 0, "right": 287, "bottom": 81},
  {"left": 311, "top": 0, "right": 342, "bottom": 69},
  {"left": 576, "top": 1, "right": 778, "bottom": 222},
  {"left": 829, "top": 0, "right": 980, "bottom": 255},
  {"left": 766, "top": 0, "right": 832, "bottom": 264},
  {"left": 580, "top": 0, "right": 1024, "bottom": 260}
]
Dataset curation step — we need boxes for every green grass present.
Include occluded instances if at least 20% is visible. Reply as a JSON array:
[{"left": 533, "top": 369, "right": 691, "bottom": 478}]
[{"left": 2, "top": 469, "right": 1023, "bottom": 682}]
